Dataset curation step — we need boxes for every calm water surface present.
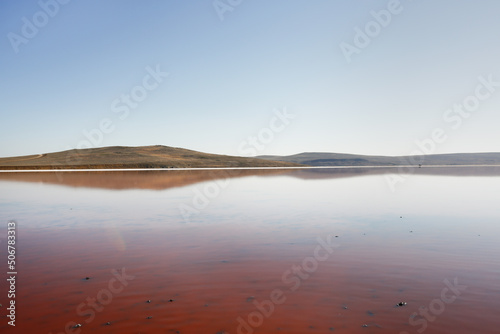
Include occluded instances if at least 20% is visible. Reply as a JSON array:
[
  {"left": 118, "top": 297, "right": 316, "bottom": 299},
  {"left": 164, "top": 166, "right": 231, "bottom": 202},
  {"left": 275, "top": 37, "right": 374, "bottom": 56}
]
[{"left": 0, "top": 167, "right": 499, "bottom": 334}]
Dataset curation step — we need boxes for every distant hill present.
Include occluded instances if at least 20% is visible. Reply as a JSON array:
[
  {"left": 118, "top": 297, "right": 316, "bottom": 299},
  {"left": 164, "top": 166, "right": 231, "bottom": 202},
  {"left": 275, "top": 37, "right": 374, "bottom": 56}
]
[
  {"left": 258, "top": 152, "right": 500, "bottom": 166},
  {"left": 2, "top": 146, "right": 500, "bottom": 170},
  {"left": 0, "top": 146, "right": 302, "bottom": 170}
]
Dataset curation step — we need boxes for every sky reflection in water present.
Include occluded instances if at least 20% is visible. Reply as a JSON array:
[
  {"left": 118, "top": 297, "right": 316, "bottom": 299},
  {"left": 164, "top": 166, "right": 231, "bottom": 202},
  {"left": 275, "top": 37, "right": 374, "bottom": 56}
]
[{"left": 0, "top": 167, "right": 499, "bottom": 333}]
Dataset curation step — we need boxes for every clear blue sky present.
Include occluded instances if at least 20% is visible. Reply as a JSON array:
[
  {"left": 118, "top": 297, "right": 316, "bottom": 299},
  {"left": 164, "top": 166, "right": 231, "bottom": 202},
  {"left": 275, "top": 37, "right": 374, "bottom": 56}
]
[{"left": 1, "top": 0, "right": 500, "bottom": 158}]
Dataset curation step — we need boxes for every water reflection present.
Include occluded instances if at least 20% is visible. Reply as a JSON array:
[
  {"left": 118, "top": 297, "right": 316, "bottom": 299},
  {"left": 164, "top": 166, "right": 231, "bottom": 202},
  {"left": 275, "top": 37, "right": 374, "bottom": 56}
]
[
  {"left": 1, "top": 166, "right": 500, "bottom": 190},
  {"left": 0, "top": 167, "right": 499, "bottom": 333}
]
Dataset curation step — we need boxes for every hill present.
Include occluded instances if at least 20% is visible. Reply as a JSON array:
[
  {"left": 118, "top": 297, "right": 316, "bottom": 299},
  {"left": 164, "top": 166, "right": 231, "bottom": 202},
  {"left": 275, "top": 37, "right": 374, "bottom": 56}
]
[
  {"left": 0, "top": 146, "right": 302, "bottom": 170},
  {"left": 2, "top": 146, "right": 500, "bottom": 171},
  {"left": 257, "top": 152, "right": 500, "bottom": 166}
]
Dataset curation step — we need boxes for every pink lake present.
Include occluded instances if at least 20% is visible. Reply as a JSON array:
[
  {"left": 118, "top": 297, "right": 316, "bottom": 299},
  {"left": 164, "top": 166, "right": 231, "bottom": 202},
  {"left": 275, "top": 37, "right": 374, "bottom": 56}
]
[{"left": 0, "top": 167, "right": 499, "bottom": 334}]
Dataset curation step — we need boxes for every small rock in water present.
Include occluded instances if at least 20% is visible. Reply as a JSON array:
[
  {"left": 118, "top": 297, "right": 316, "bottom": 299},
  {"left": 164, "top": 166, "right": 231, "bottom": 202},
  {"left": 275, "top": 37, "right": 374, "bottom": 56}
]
[
  {"left": 146, "top": 300, "right": 151, "bottom": 303},
  {"left": 397, "top": 302, "right": 407, "bottom": 307},
  {"left": 84, "top": 277, "right": 90, "bottom": 280},
  {"left": 362, "top": 324, "right": 369, "bottom": 327},
  {"left": 168, "top": 299, "right": 174, "bottom": 302},
  {"left": 146, "top": 316, "right": 153, "bottom": 319},
  {"left": 105, "top": 322, "right": 111, "bottom": 326},
  {"left": 73, "top": 324, "right": 82, "bottom": 328}
]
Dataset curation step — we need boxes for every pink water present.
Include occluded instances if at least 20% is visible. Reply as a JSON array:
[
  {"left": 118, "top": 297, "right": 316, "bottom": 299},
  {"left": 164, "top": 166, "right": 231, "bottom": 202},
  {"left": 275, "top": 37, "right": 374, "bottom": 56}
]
[{"left": 0, "top": 168, "right": 499, "bottom": 333}]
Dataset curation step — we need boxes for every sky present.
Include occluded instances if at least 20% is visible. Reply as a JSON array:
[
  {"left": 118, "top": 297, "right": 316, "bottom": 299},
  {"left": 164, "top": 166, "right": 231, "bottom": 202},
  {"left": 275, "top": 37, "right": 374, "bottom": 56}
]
[{"left": 1, "top": 0, "right": 500, "bottom": 158}]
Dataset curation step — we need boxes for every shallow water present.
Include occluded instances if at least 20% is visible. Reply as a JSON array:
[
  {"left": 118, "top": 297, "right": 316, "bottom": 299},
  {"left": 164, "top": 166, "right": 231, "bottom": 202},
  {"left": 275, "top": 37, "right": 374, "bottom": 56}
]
[{"left": 0, "top": 167, "right": 499, "bottom": 333}]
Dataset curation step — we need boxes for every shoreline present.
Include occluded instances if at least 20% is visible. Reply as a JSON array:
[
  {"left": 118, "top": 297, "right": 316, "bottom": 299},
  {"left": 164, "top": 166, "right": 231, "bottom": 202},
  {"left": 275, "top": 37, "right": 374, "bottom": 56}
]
[{"left": 1, "top": 165, "right": 500, "bottom": 173}]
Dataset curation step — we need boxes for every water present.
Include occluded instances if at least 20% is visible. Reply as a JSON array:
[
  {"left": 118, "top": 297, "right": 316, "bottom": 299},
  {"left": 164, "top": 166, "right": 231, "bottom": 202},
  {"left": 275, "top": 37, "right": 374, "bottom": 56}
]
[{"left": 0, "top": 167, "right": 499, "bottom": 333}]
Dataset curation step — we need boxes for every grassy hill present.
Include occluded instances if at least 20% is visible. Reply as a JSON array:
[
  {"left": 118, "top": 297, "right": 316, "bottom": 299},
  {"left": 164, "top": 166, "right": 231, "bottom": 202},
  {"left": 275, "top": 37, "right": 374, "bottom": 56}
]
[
  {"left": 0, "top": 145, "right": 302, "bottom": 170},
  {"left": 2, "top": 146, "right": 500, "bottom": 170},
  {"left": 258, "top": 152, "right": 500, "bottom": 166}
]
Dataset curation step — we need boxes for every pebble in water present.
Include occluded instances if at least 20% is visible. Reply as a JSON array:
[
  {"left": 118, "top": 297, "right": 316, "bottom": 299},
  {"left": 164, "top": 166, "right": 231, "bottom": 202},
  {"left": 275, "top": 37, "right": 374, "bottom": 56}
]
[{"left": 397, "top": 302, "right": 407, "bottom": 307}]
